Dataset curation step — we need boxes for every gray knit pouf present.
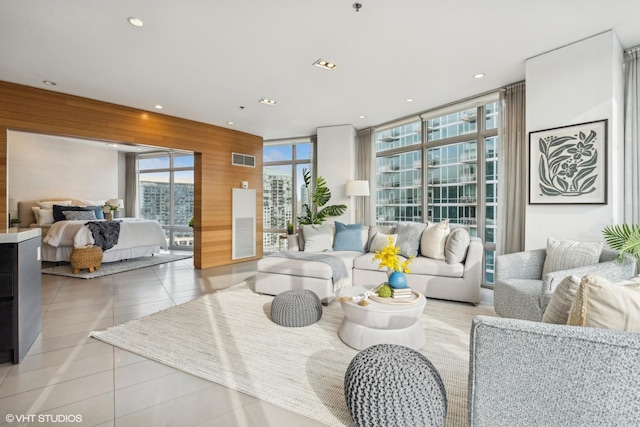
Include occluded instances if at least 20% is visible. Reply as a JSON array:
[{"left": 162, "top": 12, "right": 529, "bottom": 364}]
[
  {"left": 344, "top": 344, "right": 447, "bottom": 427},
  {"left": 271, "top": 290, "right": 322, "bottom": 327}
]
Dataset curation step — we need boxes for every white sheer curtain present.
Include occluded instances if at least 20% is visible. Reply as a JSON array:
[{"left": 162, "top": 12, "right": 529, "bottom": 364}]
[
  {"left": 624, "top": 47, "right": 640, "bottom": 224},
  {"left": 356, "top": 128, "right": 373, "bottom": 224},
  {"left": 125, "top": 153, "right": 138, "bottom": 218},
  {"left": 497, "top": 81, "right": 527, "bottom": 254}
]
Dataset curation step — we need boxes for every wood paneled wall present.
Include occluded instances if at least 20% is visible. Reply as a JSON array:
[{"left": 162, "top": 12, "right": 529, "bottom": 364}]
[{"left": 0, "top": 81, "right": 264, "bottom": 269}]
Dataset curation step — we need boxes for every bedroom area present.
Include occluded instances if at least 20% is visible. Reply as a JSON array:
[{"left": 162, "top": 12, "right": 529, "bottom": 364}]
[{"left": 6, "top": 130, "right": 195, "bottom": 274}]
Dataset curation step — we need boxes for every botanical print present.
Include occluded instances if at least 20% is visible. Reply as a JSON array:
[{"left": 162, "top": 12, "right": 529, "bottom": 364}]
[
  {"left": 536, "top": 130, "right": 599, "bottom": 197},
  {"left": 529, "top": 120, "right": 607, "bottom": 204}
]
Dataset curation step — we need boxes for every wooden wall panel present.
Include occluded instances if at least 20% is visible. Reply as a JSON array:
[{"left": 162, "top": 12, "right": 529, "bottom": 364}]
[{"left": 0, "top": 81, "right": 264, "bottom": 269}]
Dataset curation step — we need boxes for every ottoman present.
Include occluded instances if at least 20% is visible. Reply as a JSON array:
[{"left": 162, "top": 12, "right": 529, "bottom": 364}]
[
  {"left": 271, "top": 289, "right": 323, "bottom": 327},
  {"left": 70, "top": 245, "right": 103, "bottom": 274},
  {"left": 344, "top": 344, "right": 447, "bottom": 427}
]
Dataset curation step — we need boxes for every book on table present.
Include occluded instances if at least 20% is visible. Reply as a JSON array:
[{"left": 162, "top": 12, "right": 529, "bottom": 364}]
[{"left": 391, "top": 287, "right": 413, "bottom": 298}]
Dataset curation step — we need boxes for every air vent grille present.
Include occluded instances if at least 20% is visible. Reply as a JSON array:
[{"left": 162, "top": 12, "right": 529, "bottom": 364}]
[{"left": 232, "top": 152, "right": 255, "bottom": 167}]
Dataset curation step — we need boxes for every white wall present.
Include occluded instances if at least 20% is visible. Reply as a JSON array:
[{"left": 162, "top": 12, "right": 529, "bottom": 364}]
[
  {"left": 317, "top": 124, "right": 357, "bottom": 223},
  {"left": 7, "top": 131, "right": 121, "bottom": 217},
  {"left": 524, "top": 31, "right": 624, "bottom": 249}
]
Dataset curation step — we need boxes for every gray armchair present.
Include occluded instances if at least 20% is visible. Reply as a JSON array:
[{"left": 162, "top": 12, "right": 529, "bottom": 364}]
[
  {"left": 494, "top": 248, "right": 636, "bottom": 321},
  {"left": 469, "top": 316, "right": 640, "bottom": 426}
]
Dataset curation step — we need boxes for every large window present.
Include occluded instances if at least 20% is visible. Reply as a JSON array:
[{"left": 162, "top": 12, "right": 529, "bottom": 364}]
[
  {"left": 263, "top": 141, "right": 313, "bottom": 252},
  {"left": 138, "top": 152, "right": 194, "bottom": 249},
  {"left": 375, "top": 100, "right": 499, "bottom": 285}
]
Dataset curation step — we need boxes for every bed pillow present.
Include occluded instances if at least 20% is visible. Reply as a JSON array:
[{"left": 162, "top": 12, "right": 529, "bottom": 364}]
[
  {"left": 301, "top": 224, "right": 332, "bottom": 252},
  {"left": 72, "top": 198, "right": 105, "bottom": 207},
  {"left": 63, "top": 210, "right": 97, "bottom": 221},
  {"left": 53, "top": 205, "right": 103, "bottom": 222},
  {"left": 37, "top": 209, "right": 55, "bottom": 226},
  {"left": 542, "top": 238, "right": 603, "bottom": 276},
  {"left": 369, "top": 232, "right": 398, "bottom": 253},
  {"left": 37, "top": 200, "right": 71, "bottom": 209},
  {"left": 332, "top": 222, "right": 364, "bottom": 252},
  {"left": 396, "top": 222, "right": 427, "bottom": 258}
]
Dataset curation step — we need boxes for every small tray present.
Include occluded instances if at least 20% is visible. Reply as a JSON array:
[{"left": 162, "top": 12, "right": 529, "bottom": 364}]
[{"left": 370, "top": 290, "right": 420, "bottom": 304}]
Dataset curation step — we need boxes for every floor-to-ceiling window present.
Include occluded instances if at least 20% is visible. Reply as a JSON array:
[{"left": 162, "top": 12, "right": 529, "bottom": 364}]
[
  {"left": 374, "top": 99, "right": 499, "bottom": 285},
  {"left": 138, "top": 152, "right": 194, "bottom": 250},
  {"left": 263, "top": 140, "right": 314, "bottom": 252}
]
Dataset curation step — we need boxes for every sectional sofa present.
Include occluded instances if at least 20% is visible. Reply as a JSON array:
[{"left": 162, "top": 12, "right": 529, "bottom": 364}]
[{"left": 255, "top": 221, "right": 483, "bottom": 304}]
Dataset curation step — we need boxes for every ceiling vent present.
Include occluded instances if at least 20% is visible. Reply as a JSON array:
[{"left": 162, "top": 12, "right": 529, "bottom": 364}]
[{"left": 232, "top": 152, "right": 256, "bottom": 168}]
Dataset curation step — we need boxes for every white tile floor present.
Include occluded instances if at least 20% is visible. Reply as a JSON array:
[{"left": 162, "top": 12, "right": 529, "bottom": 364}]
[{"left": 0, "top": 254, "right": 495, "bottom": 427}]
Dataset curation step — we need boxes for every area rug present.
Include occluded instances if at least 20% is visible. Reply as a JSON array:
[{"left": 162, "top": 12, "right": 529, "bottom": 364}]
[
  {"left": 89, "top": 283, "right": 495, "bottom": 426},
  {"left": 42, "top": 254, "right": 193, "bottom": 279}
]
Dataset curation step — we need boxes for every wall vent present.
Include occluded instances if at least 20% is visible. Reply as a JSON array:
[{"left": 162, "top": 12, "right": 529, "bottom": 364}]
[
  {"left": 231, "top": 152, "right": 256, "bottom": 167},
  {"left": 232, "top": 188, "right": 256, "bottom": 260}
]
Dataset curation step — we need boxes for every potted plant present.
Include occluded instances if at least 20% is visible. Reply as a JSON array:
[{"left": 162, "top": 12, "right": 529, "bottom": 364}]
[
  {"left": 602, "top": 224, "right": 640, "bottom": 261},
  {"left": 9, "top": 218, "right": 20, "bottom": 228},
  {"left": 297, "top": 168, "right": 347, "bottom": 225},
  {"left": 286, "top": 222, "right": 295, "bottom": 235}
]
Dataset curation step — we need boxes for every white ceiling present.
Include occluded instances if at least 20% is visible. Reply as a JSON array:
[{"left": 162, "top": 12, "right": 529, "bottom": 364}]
[{"left": 2, "top": 0, "right": 640, "bottom": 142}]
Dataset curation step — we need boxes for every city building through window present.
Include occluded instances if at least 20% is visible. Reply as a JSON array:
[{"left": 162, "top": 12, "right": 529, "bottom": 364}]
[{"left": 138, "top": 152, "right": 194, "bottom": 250}]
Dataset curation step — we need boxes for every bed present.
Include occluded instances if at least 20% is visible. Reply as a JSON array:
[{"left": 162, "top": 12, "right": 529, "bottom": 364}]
[{"left": 17, "top": 199, "right": 168, "bottom": 263}]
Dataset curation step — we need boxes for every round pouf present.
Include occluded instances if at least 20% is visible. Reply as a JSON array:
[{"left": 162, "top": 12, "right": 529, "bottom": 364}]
[
  {"left": 344, "top": 344, "right": 447, "bottom": 427},
  {"left": 271, "top": 290, "right": 322, "bottom": 327}
]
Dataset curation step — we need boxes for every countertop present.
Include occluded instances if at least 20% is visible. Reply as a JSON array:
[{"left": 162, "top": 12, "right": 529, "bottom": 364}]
[{"left": 0, "top": 228, "right": 42, "bottom": 244}]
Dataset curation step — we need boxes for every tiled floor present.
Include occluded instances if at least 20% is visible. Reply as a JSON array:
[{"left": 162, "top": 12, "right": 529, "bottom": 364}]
[{"left": 0, "top": 253, "right": 494, "bottom": 426}]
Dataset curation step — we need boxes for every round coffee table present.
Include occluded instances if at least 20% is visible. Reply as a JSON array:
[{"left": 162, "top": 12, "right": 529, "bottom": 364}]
[{"left": 338, "top": 285, "right": 427, "bottom": 350}]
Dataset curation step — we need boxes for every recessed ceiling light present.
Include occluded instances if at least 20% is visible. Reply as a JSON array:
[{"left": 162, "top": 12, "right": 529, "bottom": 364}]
[
  {"left": 43, "top": 80, "right": 57, "bottom": 86},
  {"left": 154, "top": 104, "right": 163, "bottom": 109},
  {"left": 227, "top": 121, "right": 234, "bottom": 125},
  {"left": 259, "top": 98, "right": 277, "bottom": 106},
  {"left": 127, "top": 17, "right": 144, "bottom": 27},
  {"left": 405, "top": 98, "right": 414, "bottom": 103},
  {"left": 358, "top": 115, "right": 366, "bottom": 119},
  {"left": 108, "top": 143, "right": 119, "bottom": 148},
  {"left": 313, "top": 59, "right": 339, "bottom": 71},
  {"left": 473, "top": 73, "right": 485, "bottom": 79}
]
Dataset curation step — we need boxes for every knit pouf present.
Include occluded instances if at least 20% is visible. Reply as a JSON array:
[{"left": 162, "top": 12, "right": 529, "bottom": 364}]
[
  {"left": 271, "top": 290, "right": 323, "bottom": 327},
  {"left": 344, "top": 344, "right": 447, "bottom": 427}
]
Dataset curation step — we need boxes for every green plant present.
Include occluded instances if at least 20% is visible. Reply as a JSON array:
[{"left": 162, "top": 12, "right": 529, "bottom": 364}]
[
  {"left": 602, "top": 224, "right": 640, "bottom": 261},
  {"left": 286, "top": 222, "right": 295, "bottom": 235},
  {"left": 189, "top": 216, "right": 194, "bottom": 228},
  {"left": 9, "top": 218, "right": 20, "bottom": 227},
  {"left": 297, "top": 168, "right": 347, "bottom": 225}
]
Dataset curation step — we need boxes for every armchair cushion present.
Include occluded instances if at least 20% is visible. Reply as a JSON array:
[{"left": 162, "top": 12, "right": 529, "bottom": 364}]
[{"left": 541, "top": 238, "right": 603, "bottom": 276}]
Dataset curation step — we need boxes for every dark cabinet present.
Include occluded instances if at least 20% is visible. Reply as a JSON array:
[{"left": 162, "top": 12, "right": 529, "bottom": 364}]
[{"left": 0, "top": 236, "right": 41, "bottom": 364}]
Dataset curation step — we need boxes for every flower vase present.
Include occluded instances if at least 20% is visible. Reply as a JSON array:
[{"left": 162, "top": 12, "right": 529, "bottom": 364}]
[
  {"left": 106, "top": 212, "right": 113, "bottom": 222},
  {"left": 388, "top": 271, "right": 408, "bottom": 289}
]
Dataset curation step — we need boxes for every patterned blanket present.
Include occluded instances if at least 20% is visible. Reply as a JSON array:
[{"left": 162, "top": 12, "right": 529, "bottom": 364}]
[{"left": 86, "top": 221, "right": 121, "bottom": 251}]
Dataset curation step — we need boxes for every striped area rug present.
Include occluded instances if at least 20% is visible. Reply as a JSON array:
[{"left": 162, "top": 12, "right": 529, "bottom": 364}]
[{"left": 90, "top": 283, "right": 495, "bottom": 426}]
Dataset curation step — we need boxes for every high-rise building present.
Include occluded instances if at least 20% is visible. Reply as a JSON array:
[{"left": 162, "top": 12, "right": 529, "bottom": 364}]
[{"left": 262, "top": 168, "right": 293, "bottom": 251}]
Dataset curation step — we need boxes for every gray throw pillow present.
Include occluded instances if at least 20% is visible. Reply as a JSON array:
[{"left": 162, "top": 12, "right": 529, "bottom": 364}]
[
  {"left": 445, "top": 227, "right": 471, "bottom": 264},
  {"left": 63, "top": 210, "right": 97, "bottom": 221},
  {"left": 395, "top": 222, "right": 427, "bottom": 258}
]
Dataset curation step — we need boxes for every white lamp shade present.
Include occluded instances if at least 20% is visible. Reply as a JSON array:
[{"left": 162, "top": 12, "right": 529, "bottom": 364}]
[
  {"left": 345, "top": 180, "right": 370, "bottom": 197},
  {"left": 107, "top": 198, "right": 124, "bottom": 209}
]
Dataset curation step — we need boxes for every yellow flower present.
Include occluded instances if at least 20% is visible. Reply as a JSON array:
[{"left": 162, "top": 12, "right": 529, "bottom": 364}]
[{"left": 372, "top": 235, "right": 413, "bottom": 273}]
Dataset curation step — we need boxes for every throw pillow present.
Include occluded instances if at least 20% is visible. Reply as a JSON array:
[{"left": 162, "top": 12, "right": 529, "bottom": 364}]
[
  {"left": 567, "top": 275, "right": 640, "bottom": 331},
  {"left": 445, "top": 227, "right": 471, "bottom": 264},
  {"left": 52, "top": 205, "right": 100, "bottom": 222},
  {"left": 301, "top": 224, "right": 332, "bottom": 252},
  {"left": 541, "top": 238, "right": 603, "bottom": 276},
  {"left": 37, "top": 209, "right": 54, "bottom": 226},
  {"left": 63, "top": 210, "right": 97, "bottom": 221},
  {"left": 542, "top": 275, "right": 582, "bottom": 324},
  {"left": 37, "top": 200, "right": 71, "bottom": 209},
  {"left": 421, "top": 219, "right": 450, "bottom": 260},
  {"left": 369, "top": 232, "right": 398, "bottom": 253},
  {"left": 333, "top": 222, "right": 364, "bottom": 252},
  {"left": 395, "top": 222, "right": 427, "bottom": 258},
  {"left": 32, "top": 207, "right": 41, "bottom": 224},
  {"left": 366, "top": 225, "right": 395, "bottom": 252}
]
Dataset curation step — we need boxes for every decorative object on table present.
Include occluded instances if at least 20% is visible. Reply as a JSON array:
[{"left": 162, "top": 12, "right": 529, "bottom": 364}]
[
  {"left": 391, "top": 287, "right": 413, "bottom": 299},
  {"left": 286, "top": 222, "right": 295, "bottom": 235},
  {"left": 102, "top": 199, "right": 122, "bottom": 221},
  {"left": 372, "top": 235, "right": 413, "bottom": 290},
  {"left": 69, "top": 245, "right": 103, "bottom": 274},
  {"left": 344, "top": 344, "right": 447, "bottom": 427},
  {"left": 529, "top": 119, "right": 607, "bottom": 204},
  {"left": 602, "top": 223, "right": 640, "bottom": 261},
  {"left": 297, "top": 168, "right": 347, "bottom": 225},
  {"left": 9, "top": 218, "right": 20, "bottom": 228},
  {"left": 270, "top": 289, "right": 323, "bottom": 327}
]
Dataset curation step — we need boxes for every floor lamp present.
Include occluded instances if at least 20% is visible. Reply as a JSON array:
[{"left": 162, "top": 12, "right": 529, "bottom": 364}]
[{"left": 345, "top": 180, "right": 370, "bottom": 224}]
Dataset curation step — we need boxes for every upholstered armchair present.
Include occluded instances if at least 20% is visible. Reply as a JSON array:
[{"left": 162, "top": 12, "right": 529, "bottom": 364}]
[{"left": 494, "top": 247, "right": 636, "bottom": 321}]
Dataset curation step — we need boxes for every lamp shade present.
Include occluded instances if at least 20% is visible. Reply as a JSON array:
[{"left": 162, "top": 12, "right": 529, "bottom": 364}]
[
  {"left": 107, "top": 198, "right": 124, "bottom": 209},
  {"left": 345, "top": 180, "right": 370, "bottom": 197}
]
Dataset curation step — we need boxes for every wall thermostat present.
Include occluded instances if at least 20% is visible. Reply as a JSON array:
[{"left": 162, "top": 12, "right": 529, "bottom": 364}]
[{"left": 241, "top": 181, "right": 249, "bottom": 189}]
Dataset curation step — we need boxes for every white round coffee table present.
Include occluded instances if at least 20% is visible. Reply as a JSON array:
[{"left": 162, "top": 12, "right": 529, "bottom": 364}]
[{"left": 338, "top": 285, "right": 427, "bottom": 350}]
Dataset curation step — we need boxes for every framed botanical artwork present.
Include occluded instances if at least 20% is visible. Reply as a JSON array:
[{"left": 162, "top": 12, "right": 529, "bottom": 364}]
[{"left": 529, "top": 119, "right": 607, "bottom": 204}]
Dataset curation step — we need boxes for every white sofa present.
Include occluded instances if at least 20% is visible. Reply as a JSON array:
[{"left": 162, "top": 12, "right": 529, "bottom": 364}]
[{"left": 255, "top": 222, "right": 483, "bottom": 304}]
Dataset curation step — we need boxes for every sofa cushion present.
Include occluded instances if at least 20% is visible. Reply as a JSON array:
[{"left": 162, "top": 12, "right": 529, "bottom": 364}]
[
  {"left": 445, "top": 228, "right": 471, "bottom": 264},
  {"left": 542, "top": 238, "right": 603, "bottom": 276},
  {"left": 301, "top": 224, "right": 333, "bottom": 252},
  {"left": 408, "top": 256, "right": 464, "bottom": 278},
  {"left": 567, "top": 274, "right": 640, "bottom": 331},
  {"left": 396, "top": 222, "right": 427, "bottom": 258},
  {"left": 333, "top": 222, "right": 364, "bottom": 252},
  {"left": 257, "top": 251, "right": 359, "bottom": 280},
  {"left": 420, "top": 219, "right": 450, "bottom": 260},
  {"left": 369, "top": 232, "right": 398, "bottom": 253},
  {"left": 542, "top": 275, "right": 581, "bottom": 325},
  {"left": 366, "top": 225, "right": 395, "bottom": 252}
]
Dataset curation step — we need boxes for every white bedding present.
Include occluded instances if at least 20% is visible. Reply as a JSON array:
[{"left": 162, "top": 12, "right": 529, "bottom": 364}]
[{"left": 43, "top": 218, "right": 168, "bottom": 251}]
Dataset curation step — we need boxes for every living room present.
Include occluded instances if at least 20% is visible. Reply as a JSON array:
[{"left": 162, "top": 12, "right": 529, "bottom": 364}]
[{"left": 1, "top": 1, "right": 640, "bottom": 426}]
